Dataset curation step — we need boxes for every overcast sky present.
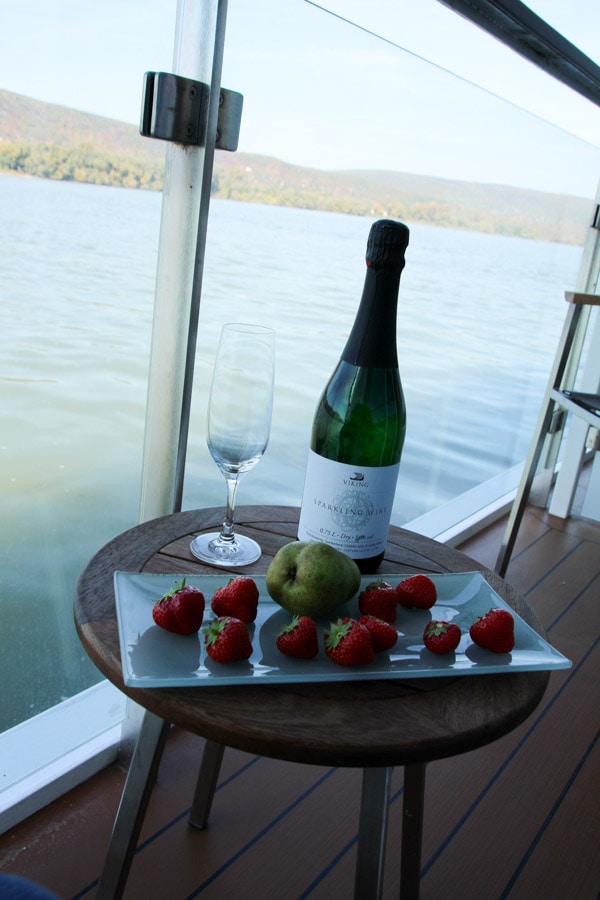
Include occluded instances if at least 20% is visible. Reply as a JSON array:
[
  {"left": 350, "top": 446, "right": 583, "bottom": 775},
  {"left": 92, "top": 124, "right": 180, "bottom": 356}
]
[{"left": 1, "top": 0, "right": 599, "bottom": 197}]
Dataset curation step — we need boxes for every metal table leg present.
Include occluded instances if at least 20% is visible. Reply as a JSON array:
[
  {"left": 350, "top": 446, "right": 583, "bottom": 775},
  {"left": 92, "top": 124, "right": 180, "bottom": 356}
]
[
  {"left": 354, "top": 766, "right": 393, "bottom": 900},
  {"left": 96, "top": 710, "right": 170, "bottom": 900},
  {"left": 400, "top": 762, "right": 426, "bottom": 900},
  {"left": 188, "top": 740, "right": 225, "bottom": 829}
]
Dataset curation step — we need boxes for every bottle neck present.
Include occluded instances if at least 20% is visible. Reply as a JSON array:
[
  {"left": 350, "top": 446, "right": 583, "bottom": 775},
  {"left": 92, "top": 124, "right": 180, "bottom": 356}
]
[{"left": 340, "top": 267, "right": 401, "bottom": 368}]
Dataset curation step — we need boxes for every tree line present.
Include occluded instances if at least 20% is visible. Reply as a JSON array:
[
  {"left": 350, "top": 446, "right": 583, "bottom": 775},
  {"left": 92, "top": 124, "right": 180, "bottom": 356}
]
[
  {"left": 0, "top": 141, "right": 164, "bottom": 190},
  {"left": 0, "top": 140, "right": 585, "bottom": 244}
]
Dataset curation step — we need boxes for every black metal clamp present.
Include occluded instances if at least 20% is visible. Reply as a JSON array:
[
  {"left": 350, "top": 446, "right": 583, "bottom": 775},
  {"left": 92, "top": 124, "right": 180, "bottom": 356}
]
[{"left": 140, "top": 71, "right": 243, "bottom": 151}]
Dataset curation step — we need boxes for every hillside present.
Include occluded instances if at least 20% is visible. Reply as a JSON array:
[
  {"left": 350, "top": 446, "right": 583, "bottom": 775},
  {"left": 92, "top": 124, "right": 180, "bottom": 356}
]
[
  {"left": 0, "top": 89, "right": 591, "bottom": 244},
  {"left": 0, "top": 89, "right": 162, "bottom": 164}
]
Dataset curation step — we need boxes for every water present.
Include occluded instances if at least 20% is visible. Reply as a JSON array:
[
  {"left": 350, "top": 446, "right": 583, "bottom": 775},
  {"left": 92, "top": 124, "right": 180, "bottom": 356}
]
[{"left": 0, "top": 173, "right": 584, "bottom": 730}]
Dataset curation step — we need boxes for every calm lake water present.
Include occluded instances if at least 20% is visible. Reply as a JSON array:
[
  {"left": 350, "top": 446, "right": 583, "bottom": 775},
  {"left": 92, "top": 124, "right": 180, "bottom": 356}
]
[{"left": 0, "top": 173, "right": 585, "bottom": 729}]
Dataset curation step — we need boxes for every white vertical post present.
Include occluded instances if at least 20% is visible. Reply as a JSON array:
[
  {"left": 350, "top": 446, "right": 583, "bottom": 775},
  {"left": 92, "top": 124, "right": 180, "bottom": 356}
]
[
  {"left": 138, "top": 0, "right": 226, "bottom": 524},
  {"left": 548, "top": 182, "right": 600, "bottom": 518},
  {"left": 123, "top": 0, "right": 228, "bottom": 759},
  {"left": 549, "top": 309, "right": 600, "bottom": 517}
]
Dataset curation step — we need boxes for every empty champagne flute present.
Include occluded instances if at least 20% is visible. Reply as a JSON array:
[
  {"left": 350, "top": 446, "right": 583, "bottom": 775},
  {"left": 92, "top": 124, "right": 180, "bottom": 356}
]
[{"left": 190, "top": 323, "right": 275, "bottom": 566}]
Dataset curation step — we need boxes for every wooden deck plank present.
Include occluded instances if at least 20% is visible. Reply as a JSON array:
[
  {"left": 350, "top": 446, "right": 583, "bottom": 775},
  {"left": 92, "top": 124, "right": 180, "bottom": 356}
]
[
  {"left": 505, "top": 731, "right": 600, "bottom": 899},
  {"left": 419, "top": 643, "right": 600, "bottom": 899},
  {"left": 183, "top": 766, "right": 364, "bottom": 900},
  {"left": 128, "top": 760, "right": 348, "bottom": 899}
]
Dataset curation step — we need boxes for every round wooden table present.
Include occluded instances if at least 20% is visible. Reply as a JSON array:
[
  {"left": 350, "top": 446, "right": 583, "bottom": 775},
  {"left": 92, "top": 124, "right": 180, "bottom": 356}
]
[{"left": 75, "top": 505, "right": 549, "bottom": 900}]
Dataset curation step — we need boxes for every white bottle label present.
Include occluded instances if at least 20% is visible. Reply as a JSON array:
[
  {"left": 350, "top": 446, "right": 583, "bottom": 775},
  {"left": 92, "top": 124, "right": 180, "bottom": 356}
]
[{"left": 298, "top": 450, "right": 400, "bottom": 558}]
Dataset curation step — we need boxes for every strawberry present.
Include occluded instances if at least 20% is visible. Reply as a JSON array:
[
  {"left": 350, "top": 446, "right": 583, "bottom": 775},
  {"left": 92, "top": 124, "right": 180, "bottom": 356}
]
[
  {"left": 211, "top": 576, "right": 259, "bottom": 623},
  {"left": 423, "top": 620, "right": 461, "bottom": 655},
  {"left": 358, "top": 615, "right": 398, "bottom": 652},
  {"left": 396, "top": 574, "right": 437, "bottom": 610},
  {"left": 469, "top": 608, "right": 515, "bottom": 653},
  {"left": 276, "top": 615, "right": 319, "bottom": 660},
  {"left": 358, "top": 579, "right": 398, "bottom": 623},
  {"left": 324, "top": 618, "right": 375, "bottom": 667},
  {"left": 203, "top": 616, "right": 253, "bottom": 663},
  {"left": 152, "top": 578, "right": 205, "bottom": 635}
]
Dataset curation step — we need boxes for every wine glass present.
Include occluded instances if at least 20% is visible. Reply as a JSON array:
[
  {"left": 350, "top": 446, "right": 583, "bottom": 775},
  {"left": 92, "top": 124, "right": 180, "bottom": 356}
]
[{"left": 190, "top": 323, "right": 275, "bottom": 566}]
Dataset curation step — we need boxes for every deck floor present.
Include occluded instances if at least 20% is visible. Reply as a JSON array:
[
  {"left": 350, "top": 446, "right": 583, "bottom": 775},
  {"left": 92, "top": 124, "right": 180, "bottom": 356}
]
[{"left": 0, "top": 505, "right": 598, "bottom": 899}]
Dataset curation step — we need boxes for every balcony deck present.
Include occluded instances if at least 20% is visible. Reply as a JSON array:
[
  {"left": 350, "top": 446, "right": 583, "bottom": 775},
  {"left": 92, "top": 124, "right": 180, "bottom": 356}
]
[{"left": 0, "top": 502, "right": 598, "bottom": 899}]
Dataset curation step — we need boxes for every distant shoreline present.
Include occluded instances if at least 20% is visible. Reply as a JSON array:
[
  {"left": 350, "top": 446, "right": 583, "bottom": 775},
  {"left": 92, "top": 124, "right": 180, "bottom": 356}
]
[
  {"left": 0, "top": 87, "right": 592, "bottom": 247},
  {"left": 1, "top": 147, "right": 588, "bottom": 247}
]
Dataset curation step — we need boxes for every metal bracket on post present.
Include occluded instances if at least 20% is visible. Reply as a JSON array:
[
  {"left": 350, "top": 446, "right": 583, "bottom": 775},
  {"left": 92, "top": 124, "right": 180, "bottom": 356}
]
[{"left": 140, "top": 71, "right": 242, "bottom": 150}]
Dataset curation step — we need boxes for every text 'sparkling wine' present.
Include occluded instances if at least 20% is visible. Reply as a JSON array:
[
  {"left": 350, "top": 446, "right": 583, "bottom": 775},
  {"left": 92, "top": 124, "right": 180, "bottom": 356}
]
[{"left": 298, "top": 219, "right": 409, "bottom": 573}]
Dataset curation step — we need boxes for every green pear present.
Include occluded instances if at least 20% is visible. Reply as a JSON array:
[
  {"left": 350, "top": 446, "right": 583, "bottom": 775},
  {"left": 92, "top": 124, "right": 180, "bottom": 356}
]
[{"left": 265, "top": 540, "right": 361, "bottom": 617}]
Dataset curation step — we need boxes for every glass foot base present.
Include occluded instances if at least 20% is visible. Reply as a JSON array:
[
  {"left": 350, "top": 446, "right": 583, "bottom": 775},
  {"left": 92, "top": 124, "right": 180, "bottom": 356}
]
[{"left": 190, "top": 532, "right": 261, "bottom": 568}]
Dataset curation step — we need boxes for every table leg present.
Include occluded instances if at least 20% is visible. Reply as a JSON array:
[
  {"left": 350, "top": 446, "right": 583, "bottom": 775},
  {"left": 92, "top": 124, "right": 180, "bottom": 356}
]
[
  {"left": 188, "top": 740, "right": 225, "bottom": 829},
  {"left": 96, "top": 711, "right": 170, "bottom": 900},
  {"left": 400, "top": 762, "right": 426, "bottom": 900},
  {"left": 354, "top": 766, "right": 393, "bottom": 900}
]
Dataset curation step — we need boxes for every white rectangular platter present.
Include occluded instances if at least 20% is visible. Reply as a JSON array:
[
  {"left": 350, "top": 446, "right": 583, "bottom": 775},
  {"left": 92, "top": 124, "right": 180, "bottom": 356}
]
[{"left": 114, "top": 571, "right": 571, "bottom": 688}]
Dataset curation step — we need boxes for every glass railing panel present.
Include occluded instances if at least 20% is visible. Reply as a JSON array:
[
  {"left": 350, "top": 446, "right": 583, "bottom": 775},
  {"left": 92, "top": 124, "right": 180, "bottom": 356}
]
[
  {"left": 0, "top": 3, "right": 173, "bottom": 738},
  {"left": 183, "top": 1, "right": 600, "bottom": 530},
  {"left": 0, "top": 179, "right": 159, "bottom": 732}
]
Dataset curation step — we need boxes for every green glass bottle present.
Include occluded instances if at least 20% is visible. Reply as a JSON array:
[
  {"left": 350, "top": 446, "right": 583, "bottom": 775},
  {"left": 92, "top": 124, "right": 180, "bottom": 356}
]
[{"left": 298, "top": 219, "right": 409, "bottom": 573}]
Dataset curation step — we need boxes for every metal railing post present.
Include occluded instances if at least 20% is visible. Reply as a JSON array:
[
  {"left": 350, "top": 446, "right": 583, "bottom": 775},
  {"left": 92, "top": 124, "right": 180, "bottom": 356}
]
[{"left": 138, "top": 0, "right": 228, "bottom": 524}]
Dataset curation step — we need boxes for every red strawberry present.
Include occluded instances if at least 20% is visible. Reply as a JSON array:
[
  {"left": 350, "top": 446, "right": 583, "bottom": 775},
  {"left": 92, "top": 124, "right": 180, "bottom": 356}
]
[
  {"left": 324, "top": 618, "right": 375, "bottom": 667},
  {"left": 396, "top": 574, "right": 437, "bottom": 610},
  {"left": 211, "top": 576, "right": 259, "bottom": 623},
  {"left": 423, "top": 620, "right": 461, "bottom": 655},
  {"left": 152, "top": 578, "right": 205, "bottom": 635},
  {"left": 358, "top": 615, "right": 398, "bottom": 653},
  {"left": 358, "top": 579, "right": 398, "bottom": 623},
  {"left": 203, "top": 616, "right": 253, "bottom": 663},
  {"left": 276, "top": 615, "right": 319, "bottom": 660},
  {"left": 469, "top": 608, "right": 515, "bottom": 653}
]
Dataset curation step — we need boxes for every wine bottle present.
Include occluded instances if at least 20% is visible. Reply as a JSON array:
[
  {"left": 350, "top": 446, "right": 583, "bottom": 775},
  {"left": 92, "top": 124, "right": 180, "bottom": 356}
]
[{"left": 297, "top": 219, "right": 409, "bottom": 573}]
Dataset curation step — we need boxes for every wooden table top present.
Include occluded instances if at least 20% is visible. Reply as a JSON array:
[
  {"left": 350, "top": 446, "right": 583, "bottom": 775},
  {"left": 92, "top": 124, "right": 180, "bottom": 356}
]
[{"left": 74, "top": 505, "right": 550, "bottom": 768}]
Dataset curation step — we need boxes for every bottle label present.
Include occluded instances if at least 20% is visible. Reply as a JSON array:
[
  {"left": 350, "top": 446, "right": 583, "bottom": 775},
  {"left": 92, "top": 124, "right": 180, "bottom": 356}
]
[{"left": 298, "top": 450, "right": 400, "bottom": 558}]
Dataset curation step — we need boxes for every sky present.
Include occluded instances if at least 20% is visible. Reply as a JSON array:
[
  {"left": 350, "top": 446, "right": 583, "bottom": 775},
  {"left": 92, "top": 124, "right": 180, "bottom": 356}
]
[{"left": 1, "top": 0, "right": 599, "bottom": 198}]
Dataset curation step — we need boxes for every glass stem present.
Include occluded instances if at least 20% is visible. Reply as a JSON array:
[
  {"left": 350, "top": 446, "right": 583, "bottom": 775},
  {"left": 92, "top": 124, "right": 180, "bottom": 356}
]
[{"left": 220, "top": 474, "right": 240, "bottom": 543}]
